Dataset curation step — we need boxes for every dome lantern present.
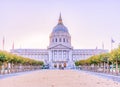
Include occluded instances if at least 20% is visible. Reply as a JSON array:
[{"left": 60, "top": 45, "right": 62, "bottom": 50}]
[
  {"left": 58, "top": 13, "right": 63, "bottom": 24},
  {"left": 52, "top": 14, "right": 69, "bottom": 33}
]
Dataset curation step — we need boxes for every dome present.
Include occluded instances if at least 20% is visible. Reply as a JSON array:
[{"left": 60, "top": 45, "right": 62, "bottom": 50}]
[
  {"left": 52, "top": 13, "right": 69, "bottom": 33},
  {"left": 53, "top": 23, "right": 68, "bottom": 33}
]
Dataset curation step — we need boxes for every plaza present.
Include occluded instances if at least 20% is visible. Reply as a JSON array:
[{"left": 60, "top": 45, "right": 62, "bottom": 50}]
[{"left": 0, "top": 70, "right": 120, "bottom": 87}]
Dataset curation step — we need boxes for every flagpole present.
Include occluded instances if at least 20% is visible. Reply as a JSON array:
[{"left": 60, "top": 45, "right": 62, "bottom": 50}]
[
  {"left": 111, "top": 43, "right": 113, "bottom": 51},
  {"left": 111, "top": 38, "right": 114, "bottom": 74},
  {"left": 3, "top": 36, "right": 5, "bottom": 51},
  {"left": 12, "top": 42, "right": 14, "bottom": 50},
  {"left": 111, "top": 38, "right": 115, "bottom": 51},
  {"left": 111, "top": 39, "right": 112, "bottom": 51},
  {"left": 102, "top": 42, "right": 104, "bottom": 50}
]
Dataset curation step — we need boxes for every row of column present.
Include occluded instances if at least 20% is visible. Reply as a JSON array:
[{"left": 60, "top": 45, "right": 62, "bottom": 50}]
[
  {"left": 48, "top": 49, "right": 74, "bottom": 68},
  {"left": 52, "top": 50, "right": 69, "bottom": 61}
]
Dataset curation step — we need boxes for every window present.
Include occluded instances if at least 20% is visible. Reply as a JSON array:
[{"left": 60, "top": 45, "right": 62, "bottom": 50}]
[
  {"left": 55, "top": 38, "right": 57, "bottom": 42},
  {"left": 67, "top": 39, "right": 68, "bottom": 42},
  {"left": 59, "top": 50, "right": 62, "bottom": 55},
  {"left": 63, "top": 50, "right": 66, "bottom": 54},
  {"left": 63, "top": 38, "right": 65, "bottom": 42},
  {"left": 54, "top": 50, "right": 57, "bottom": 55},
  {"left": 52, "top": 39, "right": 54, "bottom": 42},
  {"left": 59, "top": 38, "right": 61, "bottom": 42}
]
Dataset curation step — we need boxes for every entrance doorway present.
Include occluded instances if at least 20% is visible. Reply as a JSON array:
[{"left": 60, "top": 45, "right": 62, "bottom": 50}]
[
  {"left": 64, "top": 63, "right": 66, "bottom": 68},
  {"left": 59, "top": 63, "right": 62, "bottom": 69},
  {"left": 53, "top": 62, "right": 67, "bottom": 69},
  {"left": 54, "top": 63, "right": 57, "bottom": 68}
]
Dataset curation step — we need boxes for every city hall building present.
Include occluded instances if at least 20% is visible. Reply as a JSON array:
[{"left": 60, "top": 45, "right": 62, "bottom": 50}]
[{"left": 11, "top": 14, "right": 108, "bottom": 69}]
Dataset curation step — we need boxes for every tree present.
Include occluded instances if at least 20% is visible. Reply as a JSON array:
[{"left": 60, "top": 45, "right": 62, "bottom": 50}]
[{"left": 111, "top": 47, "right": 120, "bottom": 75}]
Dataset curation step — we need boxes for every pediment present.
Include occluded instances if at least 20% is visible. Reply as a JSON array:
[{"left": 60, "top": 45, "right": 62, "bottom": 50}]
[{"left": 48, "top": 44, "right": 72, "bottom": 49}]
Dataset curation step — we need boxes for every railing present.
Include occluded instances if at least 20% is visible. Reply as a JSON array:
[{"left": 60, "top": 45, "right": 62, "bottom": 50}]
[{"left": 76, "top": 65, "right": 120, "bottom": 75}]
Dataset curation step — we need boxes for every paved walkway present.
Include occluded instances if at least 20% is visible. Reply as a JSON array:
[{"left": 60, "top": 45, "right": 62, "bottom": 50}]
[
  {"left": 76, "top": 70, "right": 120, "bottom": 82},
  {"left": 0, "top": 70, "right": 120, "bottom": 87},
  {"left": 0, "top": 70, "right": 39, "bottom": 79}
]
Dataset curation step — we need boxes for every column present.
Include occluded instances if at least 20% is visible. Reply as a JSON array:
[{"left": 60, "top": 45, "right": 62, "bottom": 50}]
[
  {"left": 62, "top": 50, "right": 63, "bottom": 61},
  {"left": 67, "top": 50, "right": 69, "bottom": 61},
  {"left": 68, "top": 50, "right": 74, "bottom": 68},
  {"left": 48, "top": 49, "right": 52, "bottom": 68}
]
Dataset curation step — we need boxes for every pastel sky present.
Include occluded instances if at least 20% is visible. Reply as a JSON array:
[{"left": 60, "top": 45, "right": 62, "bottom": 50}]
[{"left": 0, "top": 0, "right": 120, "bottom": 51}]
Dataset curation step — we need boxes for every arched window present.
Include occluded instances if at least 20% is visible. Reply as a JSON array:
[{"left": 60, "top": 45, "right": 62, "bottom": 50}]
[
  {"left": 59, "top": 38, "right": 61, "bottom": 42},
  {"left": 63, "top": 38, "right": 65, "bottom": 42},
  {"left": 56, "top": 38, "right": 57, "bottom": 42}
]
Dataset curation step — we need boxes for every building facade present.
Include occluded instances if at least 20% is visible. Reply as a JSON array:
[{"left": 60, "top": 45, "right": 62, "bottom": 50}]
[{"left": 11, "top": 14, "right": 108, "bottom": 69}]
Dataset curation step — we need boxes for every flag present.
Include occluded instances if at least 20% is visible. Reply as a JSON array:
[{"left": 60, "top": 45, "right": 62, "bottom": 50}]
[
  {"left": 111, "top": 38, "right": 115, "bottom": 51},
  {"left": 111, "top": 38, "right": 115, "bottom": 43}
]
